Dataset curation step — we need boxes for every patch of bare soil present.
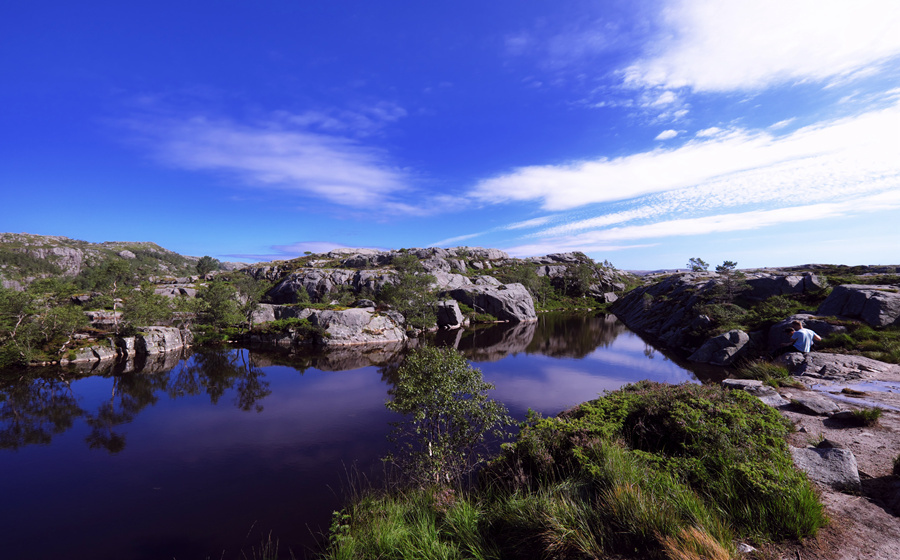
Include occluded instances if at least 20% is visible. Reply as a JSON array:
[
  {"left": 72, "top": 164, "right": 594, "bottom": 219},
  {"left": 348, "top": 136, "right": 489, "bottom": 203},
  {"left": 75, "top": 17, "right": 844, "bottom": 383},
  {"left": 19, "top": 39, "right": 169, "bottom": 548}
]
[{"left": 760, "top": 379, "right": 900, "bottom": 560}]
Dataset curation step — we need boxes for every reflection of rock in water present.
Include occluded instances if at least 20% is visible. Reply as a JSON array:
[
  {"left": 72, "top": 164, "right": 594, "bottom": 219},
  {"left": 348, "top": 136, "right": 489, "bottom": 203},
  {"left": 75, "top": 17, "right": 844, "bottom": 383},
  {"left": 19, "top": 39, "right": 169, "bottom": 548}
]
[
  {"left": 442, "top": 313, "right": 628, "bottom": 361},
  {"left": 248, "top": 342, "right": 407, "bottom": 372},
  {"left": 452, "top": 321, "right": 537, "bottom": 362},
  {"left": 63, "top": 348, "right": 191, "bottom": 377},
  {"left": 528, "top": 313, "right": 627, "bottom": 359}
]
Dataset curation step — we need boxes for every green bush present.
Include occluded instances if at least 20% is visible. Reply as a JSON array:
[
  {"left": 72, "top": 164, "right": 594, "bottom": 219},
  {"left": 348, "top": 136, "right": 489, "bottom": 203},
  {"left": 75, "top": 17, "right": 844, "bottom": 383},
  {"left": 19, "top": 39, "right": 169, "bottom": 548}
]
[
  {"left": 487, "top": 381, "right": 825, "bottom": 542},
  {"left": 698, "top": 303, "right": 748, "bottom": 333},
  {"left": 747, "top": 296, "right": 804, "bottom": 329}
]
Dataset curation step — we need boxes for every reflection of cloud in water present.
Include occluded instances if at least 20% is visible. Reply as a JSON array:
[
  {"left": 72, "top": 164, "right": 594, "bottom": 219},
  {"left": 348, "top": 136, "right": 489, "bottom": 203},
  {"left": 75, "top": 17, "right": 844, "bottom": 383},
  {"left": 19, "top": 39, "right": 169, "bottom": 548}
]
[{"left": 484, "top": 356, "right": 696, "bottom": 418}]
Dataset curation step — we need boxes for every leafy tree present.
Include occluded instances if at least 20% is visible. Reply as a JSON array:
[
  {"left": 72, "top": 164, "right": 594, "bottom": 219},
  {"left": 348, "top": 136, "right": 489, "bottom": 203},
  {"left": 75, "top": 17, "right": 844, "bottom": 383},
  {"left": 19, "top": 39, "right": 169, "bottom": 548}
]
[
  {"left": 688, "top": 257, "right": 709, "bottom": 272},
  {"left": 197, "top": 280, "right": 242, "bottom": 328},
  {"left": 385, "top": 346, "right": 512, "bottom": 486},
  {"left": 196, "top": 255, "right": 221, "bottom": 275},
  {"left": 77, "top": 259, "right": 134, "bottom": 333},
  {"left": 379, "top": 254, "right": 436, "bottom": 329},
  {"left": 231, "top": 273, "right": 272, "bottom": 331},
  {"left": 715, "top": 260, "right": 748, "bottom": 302},
  {"left": 123, "top": 283, "right": 174, "bottom": 327},
  {"left": 563, "top": 262, "right": 596, "bottom": 297},
  {"left": 0, "top": 288, "right": 36, "bottom": 366}
]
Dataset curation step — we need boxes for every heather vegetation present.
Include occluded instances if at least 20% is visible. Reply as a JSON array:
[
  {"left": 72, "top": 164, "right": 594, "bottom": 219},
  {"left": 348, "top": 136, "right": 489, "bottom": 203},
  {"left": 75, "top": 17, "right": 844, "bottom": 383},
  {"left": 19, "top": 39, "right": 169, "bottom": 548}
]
[{"left": 321, "top": 379, "right": 826, "bottom": 560}]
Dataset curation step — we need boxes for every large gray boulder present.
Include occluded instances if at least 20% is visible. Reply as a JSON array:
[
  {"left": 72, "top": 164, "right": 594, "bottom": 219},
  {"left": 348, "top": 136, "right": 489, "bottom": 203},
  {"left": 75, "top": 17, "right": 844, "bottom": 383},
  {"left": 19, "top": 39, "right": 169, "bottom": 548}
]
[
  {"left": 447, "top": 283, "right": 537, "bottom": 323},
  {"left": 688, "top": 329, "right": 751, "bottom": 366},
  {"left": 817, "top": 284, "right": 900, "bottom": 327},
  {"left": 135, "top": 327, "right": 191, "bottom": 355},
  {"left": 436, "top": 300, "right": 464, "bottom": 329},
  {"left": 721, "top": 379, "right": 790, "bottom": 407},
  {"left": 790, "top": 393, "right": 843, "bottom": 416},
  {"left": 309, "top": 308, "right": 406, "bottom": 346},
  {"left": 790, "top": 445, "right": 860, "bottom": 491}
]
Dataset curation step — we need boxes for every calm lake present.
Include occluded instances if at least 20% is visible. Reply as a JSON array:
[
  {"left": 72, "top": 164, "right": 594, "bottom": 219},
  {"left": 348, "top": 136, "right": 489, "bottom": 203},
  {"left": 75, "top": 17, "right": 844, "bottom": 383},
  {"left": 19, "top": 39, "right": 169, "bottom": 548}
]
[{"left": 0, "top": 313, "right": 699, "bottom": 560}]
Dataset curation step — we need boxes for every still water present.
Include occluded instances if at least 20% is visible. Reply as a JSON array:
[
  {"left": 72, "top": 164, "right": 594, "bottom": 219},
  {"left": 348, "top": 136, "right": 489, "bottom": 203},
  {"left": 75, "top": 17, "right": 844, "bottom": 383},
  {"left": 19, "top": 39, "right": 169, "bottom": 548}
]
[{"left": 0, "top": 313, "right": 697, "bottom": 560}]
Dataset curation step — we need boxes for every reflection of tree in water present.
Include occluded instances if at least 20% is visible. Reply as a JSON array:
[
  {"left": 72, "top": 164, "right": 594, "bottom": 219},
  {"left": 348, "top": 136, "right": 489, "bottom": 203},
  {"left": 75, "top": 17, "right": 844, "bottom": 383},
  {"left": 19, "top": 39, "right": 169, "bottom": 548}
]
[
  {"left": 83, "top": 370, "right": 168, "bottom": 453},
  {"left": 1, "top": 348, "right": 274, "bottom": 453},
  {"left": 0, "top": 374, "right": 83, "bottom": 449},
  {"left": 172, "top": 349, "right": 271, "bottom": 412}
]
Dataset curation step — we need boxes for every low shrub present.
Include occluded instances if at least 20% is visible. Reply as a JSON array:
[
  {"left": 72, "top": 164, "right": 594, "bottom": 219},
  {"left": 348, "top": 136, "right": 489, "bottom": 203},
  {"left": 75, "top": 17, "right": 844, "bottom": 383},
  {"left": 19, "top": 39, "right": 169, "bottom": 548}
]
[
  {"left": 698, "top": 303, "right": 748, "bottom": 333},
  {"left": 736, "top": 360, "right": 789, "bottom": 382},
  {"left": 850, "top": 407, "right": 883, "bottom": 427},
  {"left": 470, "top": 312, "right": 499, "bottom": 324}
]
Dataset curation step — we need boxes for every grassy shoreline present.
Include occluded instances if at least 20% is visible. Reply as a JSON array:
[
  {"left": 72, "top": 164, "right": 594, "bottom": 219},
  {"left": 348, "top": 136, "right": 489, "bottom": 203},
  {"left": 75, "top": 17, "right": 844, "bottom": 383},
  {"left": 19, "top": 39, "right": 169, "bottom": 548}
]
[{"left": 318, "top": 381, "right": 826, "bottom": 560}]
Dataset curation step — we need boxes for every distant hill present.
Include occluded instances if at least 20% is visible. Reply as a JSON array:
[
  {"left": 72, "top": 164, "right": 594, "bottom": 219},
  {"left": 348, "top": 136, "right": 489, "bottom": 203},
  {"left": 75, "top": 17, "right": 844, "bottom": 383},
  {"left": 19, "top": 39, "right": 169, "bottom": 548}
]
[{"left": 0, "top": 232, "right": 239, "bottom": 290}]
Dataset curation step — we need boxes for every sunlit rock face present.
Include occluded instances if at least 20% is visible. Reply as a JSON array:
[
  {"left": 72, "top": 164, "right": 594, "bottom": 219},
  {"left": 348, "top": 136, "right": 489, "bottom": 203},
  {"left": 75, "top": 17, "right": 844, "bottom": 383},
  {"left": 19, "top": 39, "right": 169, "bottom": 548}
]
[{"left": 447, "top": 283, "right": 537, "bottom": 324}]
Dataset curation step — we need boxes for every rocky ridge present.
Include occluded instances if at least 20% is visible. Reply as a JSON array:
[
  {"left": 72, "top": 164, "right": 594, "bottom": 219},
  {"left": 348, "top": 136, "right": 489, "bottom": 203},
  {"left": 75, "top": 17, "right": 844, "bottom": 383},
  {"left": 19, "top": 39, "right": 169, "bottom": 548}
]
[{"left": 0, "top": 232, "right": 243, "bottom": 289}]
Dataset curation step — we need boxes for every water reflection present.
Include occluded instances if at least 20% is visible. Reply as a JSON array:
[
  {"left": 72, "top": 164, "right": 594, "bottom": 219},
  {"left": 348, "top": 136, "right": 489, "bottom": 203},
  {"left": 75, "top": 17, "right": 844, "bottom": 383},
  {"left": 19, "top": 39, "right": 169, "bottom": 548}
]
[
  {"left": 0, "top": 313, "right": 699, "bottom": 560},
  {"left": 0, "top": 374, "right": 81, "bottom": 449}
]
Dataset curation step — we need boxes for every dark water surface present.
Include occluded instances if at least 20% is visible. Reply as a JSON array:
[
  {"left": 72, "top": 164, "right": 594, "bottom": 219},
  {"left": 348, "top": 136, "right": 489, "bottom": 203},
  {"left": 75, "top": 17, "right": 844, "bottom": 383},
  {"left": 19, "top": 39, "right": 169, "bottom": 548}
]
[{"left": 0, "top": 313, "right": 697, "bottom": 560}]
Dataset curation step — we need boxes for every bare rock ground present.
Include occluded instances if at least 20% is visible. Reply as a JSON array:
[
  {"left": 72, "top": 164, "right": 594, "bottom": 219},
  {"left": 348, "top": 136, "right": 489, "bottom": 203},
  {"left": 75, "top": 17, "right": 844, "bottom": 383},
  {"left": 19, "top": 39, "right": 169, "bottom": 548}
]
[{"left": 757, "top": 367, "right": 900, "bottom": 560}]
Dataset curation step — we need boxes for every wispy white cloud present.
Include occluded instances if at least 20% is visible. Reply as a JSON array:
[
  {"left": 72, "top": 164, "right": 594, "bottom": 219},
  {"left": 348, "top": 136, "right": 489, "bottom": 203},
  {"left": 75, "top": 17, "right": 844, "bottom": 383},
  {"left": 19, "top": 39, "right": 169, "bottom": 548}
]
[
  {"left": 624, "top": 0, "right": 900, "bottom": 93},
  {"left": 470, "top": 103, "right": 900, "bottom": 212},
  {"left": 125, "top": 111, "right": 418, "bottom": 210},
  {"left": 503, "top": 216, "right": 554, "bottom": 230},
  {"left": 505, "top": 190, "right": 900, "bottom": 257},
  {"left": 655, "top": 129, "right": 679, "bottom": 140},
  {"left": 428, "top": 232, "right": 486, "bottom": 247},
  {"left": 768, "top": 118, "right": 796, "bottom": 131}
]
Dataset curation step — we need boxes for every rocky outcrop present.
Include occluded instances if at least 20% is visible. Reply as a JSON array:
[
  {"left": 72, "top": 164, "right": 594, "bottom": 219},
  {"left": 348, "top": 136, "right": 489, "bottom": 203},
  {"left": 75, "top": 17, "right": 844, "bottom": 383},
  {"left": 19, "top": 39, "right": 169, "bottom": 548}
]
[
  {"left": 688, "top": 329, "right": 751, "bottom": 365},
  {"left": 61, "top": 327, "right": 192, "bottom": 364},
  {"left": 447, "top": 283, "right": 537, "bottom": 323},
  {"left": 744, "top": 272, "right": 827, "bottom": 300},
  {"left": 268, "top": 268, "right": 397, "bottom": 304},
  {"left": 776, "top": 351, "right": 900, "bottom": 382},
  {"left": 0, "top": 233, "right": 202, "bottom": 287},
  {"left": 817, "top": 284, "right": 900, "bottom": 327},
  {"left": 611, "top": 272, "right": 717, "bottom": 353},
  {"left": 310, "top": 308, "right": 406, "bottom": 346},
  {"left": 246, "top": 307, "right": 406, "bottom": 347},
  {"left": 136, "top": 327, "right": 193, "bottom": 355}
]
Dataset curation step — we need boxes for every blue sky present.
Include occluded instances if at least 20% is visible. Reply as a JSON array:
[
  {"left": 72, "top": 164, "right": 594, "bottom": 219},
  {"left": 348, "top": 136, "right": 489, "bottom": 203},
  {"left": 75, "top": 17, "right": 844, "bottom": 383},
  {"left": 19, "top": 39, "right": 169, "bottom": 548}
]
[{"left": 2, "top": 0, "right": 899, "bottom": 269}]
